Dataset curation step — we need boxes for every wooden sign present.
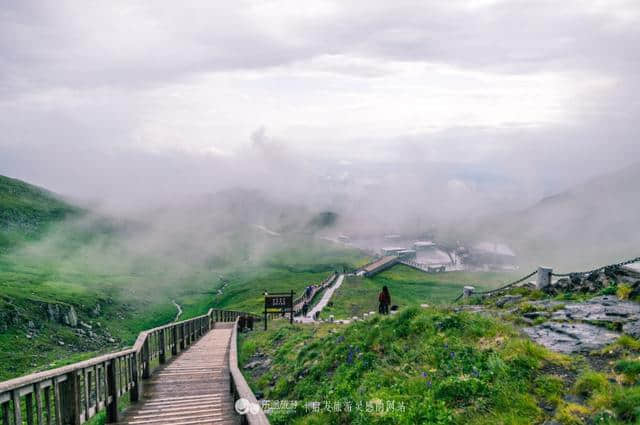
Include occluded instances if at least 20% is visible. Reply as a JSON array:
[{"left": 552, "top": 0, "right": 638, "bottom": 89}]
[{"left": 264, "top": 290, "right": 294, "bottom": 329}]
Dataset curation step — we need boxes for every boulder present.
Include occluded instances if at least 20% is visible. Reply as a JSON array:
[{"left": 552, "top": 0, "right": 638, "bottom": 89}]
[
  {"left": 63, "top": 307, "right": 78, "bottom": 327},
  {"left": 91, "top": 304, "right": 102, "bottom": 317},
  {"left": 46, "top": 303, "right": 79, "bottom": 327},
  {"left": 622, "top": 321, "right": 640, "bottom": 339},
  {"left": 496, "top": 295, "right": 522, "bottom": 308}
]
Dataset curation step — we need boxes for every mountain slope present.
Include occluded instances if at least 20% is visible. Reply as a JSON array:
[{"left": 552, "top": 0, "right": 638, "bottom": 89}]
[
  {"left": 0, "top": 175, "right": 80, "bottom": 250},
  {"left": 490, "top": 163, "right": 640, "bottom": 269}
]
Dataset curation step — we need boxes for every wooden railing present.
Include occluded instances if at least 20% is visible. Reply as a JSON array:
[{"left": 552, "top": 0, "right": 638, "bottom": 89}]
[
  {"left": 292, "top": 272, "right": 337, "bottom": 314},
  {"left": 229, "top": 318, "right": 270, "bottom": 425},
  {"left": 0, "top": 308, "right": 260, "bottom": 425}
]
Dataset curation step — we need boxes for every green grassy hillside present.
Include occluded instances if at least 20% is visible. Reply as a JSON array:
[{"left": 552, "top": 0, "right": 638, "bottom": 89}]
[
  {"left": 240, "top": 308, "right": 640, "bottom": 425},
  {"left": 321, "top": 265, "right": 519, "bottom": 320},
  {"left": 0, "top": 175, "right": 368, "bottom": 381},
  {"left": 0, "top": 175, "right": 79, "bottom": 250}
]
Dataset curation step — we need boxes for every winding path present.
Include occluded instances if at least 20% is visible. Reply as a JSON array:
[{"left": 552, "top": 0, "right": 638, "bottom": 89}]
[
  {"left": 296, "top": 274, "right": 344, "bottom": 323},
  {"left": 172, "top": 300, "right": 183, "bottom": 322}
]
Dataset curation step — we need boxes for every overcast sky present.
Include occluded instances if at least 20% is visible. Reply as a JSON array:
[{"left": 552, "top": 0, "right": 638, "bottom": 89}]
[{"left": 1, "top": 0, "right": 638, "bottom": 211}]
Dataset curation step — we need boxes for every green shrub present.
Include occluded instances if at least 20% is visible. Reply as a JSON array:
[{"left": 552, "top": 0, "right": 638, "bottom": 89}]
[
  {"left": 614, "top": 359, "right": 640, "bottom": 382},
  {"left": 616, "top": 284, "right": 633, "bottom": 300},
  {"left": 573, "top": 371, "right": 609, "bottom": 398},
  {"left": 534, "top": 375, "right": 564, "bottom": 404},
  {"left": 611, "top": 386, "right": 640, "bottom": 422},
  {"left": 435, "top": 376, "right": 488, "bottom": 406},
  {"left": 555, "top": 402, "right": 590, "bottom": 425},
  {"left": 600, "top": 285, "right": 618, "bottom": 296},
  {"left": 518, "top": 302, "right": 537, "bottom": 314},
  {"left": 617, "top": 335, "right": 640, "bottom": 351}
]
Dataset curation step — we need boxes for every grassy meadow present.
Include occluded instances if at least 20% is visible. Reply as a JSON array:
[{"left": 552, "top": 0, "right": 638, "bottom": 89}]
[{"left": 320, "top": 265, "right": 521, "bottom": 320}]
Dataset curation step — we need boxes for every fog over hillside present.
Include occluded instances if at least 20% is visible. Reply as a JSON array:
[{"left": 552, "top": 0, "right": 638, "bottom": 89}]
[{"left": 1, "top": 1, "right": 639, "bottom": 268}]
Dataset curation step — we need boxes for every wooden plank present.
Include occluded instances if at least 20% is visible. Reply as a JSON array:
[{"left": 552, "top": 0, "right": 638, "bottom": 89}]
[{"left": 115, "top": 326, "right": 243, "bottom": 425}]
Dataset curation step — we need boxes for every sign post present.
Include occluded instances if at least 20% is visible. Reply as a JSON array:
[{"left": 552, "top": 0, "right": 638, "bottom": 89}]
[{"left": 263, "top": 291, "right": 294, "bottom": 330}]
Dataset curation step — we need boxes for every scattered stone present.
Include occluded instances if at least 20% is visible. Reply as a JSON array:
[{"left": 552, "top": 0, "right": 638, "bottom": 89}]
[
  {"left": 80, "top": 321, "right": 92, "bottom": 330},
  {"left": 63, "top": 307, "right": 78, "bottom": 327},
  {"left": 522, "top": 311, "right": 551, "bottom": 320},
  {"left": 27, "top": 320, "right": 35, "bottom": 329},
  {"left": 496, "top": 295, "right": 523, "bottom": 308},
  {"left": 420, "top": 304, "right": 430, "bottom": 308},
  {"left": 623, "top": 321, "right": 640, "bottom": 338},
  {"left": 58, "top": 340, "right": 65, "bottom": 346},
  {"left": 91, "top": 304, "right": 102, "bottom": 317},
  {"left": 107, "top": 337, "right": 116, "bottom": 343},
  {"left": 46, "top": 303, "right": 79, "bottom": 327},
  {"left": 244, "top": 356, "right": 272, "bottom": 372},
  {"left": 550, "top": 296, "right": 640, "bottom": 324}
]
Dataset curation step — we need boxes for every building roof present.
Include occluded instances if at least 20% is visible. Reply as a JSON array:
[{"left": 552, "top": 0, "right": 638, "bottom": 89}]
[
  {"left": 414, "top": 241, "right": 436, "bottom": 247},
  {"left": 363, "top": 256, "right": 398, "bottom": 272},
  {"left": 472, "top": 242, "right": 516, "bottom": 257}
]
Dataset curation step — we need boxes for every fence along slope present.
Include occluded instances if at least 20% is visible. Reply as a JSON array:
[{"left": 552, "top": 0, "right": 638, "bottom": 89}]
[{"left": 0, "top": 308, "right": 259, "bottom": 425}]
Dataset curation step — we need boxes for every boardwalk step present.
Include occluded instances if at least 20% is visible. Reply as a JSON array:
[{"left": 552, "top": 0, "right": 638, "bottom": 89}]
[{"left": 117, "top": 328, "right": 238, "bottom": 425}]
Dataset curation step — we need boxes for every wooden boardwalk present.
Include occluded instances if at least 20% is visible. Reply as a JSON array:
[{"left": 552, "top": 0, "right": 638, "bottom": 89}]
[{"left": 118, "top": 323, "right": 239, "bottom": 425}]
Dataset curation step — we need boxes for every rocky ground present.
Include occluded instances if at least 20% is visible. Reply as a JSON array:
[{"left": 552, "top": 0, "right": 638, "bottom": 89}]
[{"left": 455, "top": 264, "right": 640, "bottom": 424}]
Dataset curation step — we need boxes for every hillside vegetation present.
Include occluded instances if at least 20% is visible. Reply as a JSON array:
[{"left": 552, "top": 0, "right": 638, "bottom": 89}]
[
  {"left": 239, "top": 307, "right": 640, "bottom": 425},
  {"left": 0, "top": 175, "right": 79, "bottom": 250},
  {"left": 0, "top": 175, "right": 367, "bottom": 381}
]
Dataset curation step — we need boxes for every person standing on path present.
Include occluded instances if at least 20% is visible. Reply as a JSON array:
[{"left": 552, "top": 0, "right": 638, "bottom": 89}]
[{"left": 378, "top": 286, "right": 391, "bottom": 315}]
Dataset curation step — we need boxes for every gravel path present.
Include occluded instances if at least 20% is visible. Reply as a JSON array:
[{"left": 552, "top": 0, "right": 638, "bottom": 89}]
[{"left": 296, "top": 274, "right": 344, "bottom": 323}]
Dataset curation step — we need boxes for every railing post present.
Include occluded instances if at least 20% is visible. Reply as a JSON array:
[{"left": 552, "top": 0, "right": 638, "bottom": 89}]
[
  {"left": 159, "top": 329, "right": 166, "bottom": 364},
  {"left": 130, "top": 353, "right": 142, "bottom": 403},
  {"left": 11, "top": 390, "right": 22, "bottom": 425},
  {"left": 180, "top": 324, "right": 185, "bottom": 350},
  {"left": 106, "top": 360, "right": 119, "bottom": 423},
  {"left": 537, "top": 267, "right": 552, "bottom": 290},
  {"left": 142, "top": 339, "right": 151, "bottom": 379},
  {"left": 172, "top": 326, "right": 178, "bottom": 355},
  {"left": 61, "top": 371, "right": 81, "bottom": 424},
  {"left": 463, "top": 286, "right": 475, "bottom": 298}
]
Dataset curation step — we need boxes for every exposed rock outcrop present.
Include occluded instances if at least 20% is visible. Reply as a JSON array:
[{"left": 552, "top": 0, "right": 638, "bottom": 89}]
[
  {"left": 544, "top": 266, "right": 640, "bottom": 296},
  {"left": 45, "top": 303, "right": 78, "bottom": 327},
  {"left": 523, "top": 322, "right": 620, "bottom": 353}
]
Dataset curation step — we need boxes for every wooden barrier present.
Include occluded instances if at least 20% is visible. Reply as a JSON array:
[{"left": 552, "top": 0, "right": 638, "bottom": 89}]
[
  {"left": 0, "top": 308, "right": 260, "bottom": 424},
  {"left": 229, "top": 318, "right": 271, "bottom": 425},
  {"left": 292, "top": 272, "right": 337, "bottom": 314}
]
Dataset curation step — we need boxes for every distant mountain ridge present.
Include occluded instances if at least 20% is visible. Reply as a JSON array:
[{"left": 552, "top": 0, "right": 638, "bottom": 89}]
[{"left": 491, "top": 163, "right": 640, "bottom": 269}]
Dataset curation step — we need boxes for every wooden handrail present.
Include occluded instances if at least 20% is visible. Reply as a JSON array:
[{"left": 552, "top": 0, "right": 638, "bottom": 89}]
[
  {"left": 292, "top": 272, "right": 337, "bottom": 313},
  {"left": 0, "top": 308, "right": 260, "bottom": 424},
  {"left": 229, "top": 318, "right": 271, "bottom": 425}
]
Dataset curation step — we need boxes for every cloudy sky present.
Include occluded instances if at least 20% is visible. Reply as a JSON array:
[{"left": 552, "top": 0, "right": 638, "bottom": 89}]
[{"left": 1, "top": 0, "right": 638, "bottom": 211}]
